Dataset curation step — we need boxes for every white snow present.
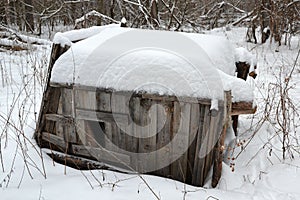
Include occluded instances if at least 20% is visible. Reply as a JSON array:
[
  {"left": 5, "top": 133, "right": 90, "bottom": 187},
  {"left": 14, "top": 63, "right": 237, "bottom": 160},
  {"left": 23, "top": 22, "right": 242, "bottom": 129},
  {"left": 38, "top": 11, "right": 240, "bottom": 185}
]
[
  {"left": 121, "top": 17, "right": 127, "bottom": 24},
  {"left": 210, "top": 98, "right": 219, "bottom": 111},
  {"left": 51, "top": 27, "right": 253, "bottom": 102},
  {"left": 235, "top": 47, "right": 257, "bottom": 66},
  {"left": 53, "top": 32, "right": 73, "bottom": 47},
  {"left": 53, "top": 24, "right": 120, "bottom": 45},
  {"left": 1, "top": 26, "right": 300, "bottom": 200}
]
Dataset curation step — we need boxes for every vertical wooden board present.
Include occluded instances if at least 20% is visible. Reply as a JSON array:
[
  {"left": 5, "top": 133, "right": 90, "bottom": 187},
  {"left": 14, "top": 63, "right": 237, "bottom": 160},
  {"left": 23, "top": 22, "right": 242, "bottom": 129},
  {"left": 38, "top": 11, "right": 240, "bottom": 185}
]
[
  {"left": 96, "top": 91, "right": 111, "bottom": 112},
  {"left": 199, "top": 106, "right": 213, "bottom": 186},
  {"left": 34, "top": 43, "right": 69, "bottom": 142},
  {"left": 97, "top": 91, "right": 112, "bottom": 150},
  {"left": 192, "top": 105, "right": 210, "bottom": 186},
  {"left": 138, "top": 99, "right": 157, "bottom": 173},
  {"left": 75, "top": 90, "right": 96, "bottom": 110},
  {"left": 204, "top": 107, "right": 224, "bottom": 178},
  {"left": 155, "top": 101, "right": 171, "bottom": 176},
  {"left": 55, "top": 92, "right": 64, "bottom": 138},
  {"left": 203, "top": 114, "right": 217, "bottom": 178},
  {"left": 171, "top": 102, "right": 190, "bottom": 183},
  {"left": 115, "top": 94, "right": 126, "bottom": 151},
  {"left": 57, "top": 93, "right": 63, "bottom": 115},
  {"left": 62, "top": 88, "right": 76, "bottom": 143},
  {"left": 55, "top": 121, "right": 64, "bottom": 138},
  {"left": 186, "top": 103, "right": 200, "bottom": 183},
  {"left": 43, "top": 87, "right": 61, "bottom": 136},
  {"left": 128, "top": 96, "right": 140, "bottom": 172},
  {"left": 76, "top": 119, "right": 86, "bottom": 145}
]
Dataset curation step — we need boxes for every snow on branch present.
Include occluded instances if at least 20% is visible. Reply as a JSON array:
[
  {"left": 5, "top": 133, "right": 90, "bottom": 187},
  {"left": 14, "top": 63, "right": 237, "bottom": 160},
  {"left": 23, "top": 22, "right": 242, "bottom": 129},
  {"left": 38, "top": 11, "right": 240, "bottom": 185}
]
[
  {"left": 231, "top": 10, "right": 255, "bottom": 26},
  {"left": 205, "top": 1, "right": 246, "bottom": 16},
  {"left": 0, "top": 24, "right": 51, "bottom": 51},
  {"left": 64, "top": 0, "right": 92, "bottom": 3},
  {"left": 75, "top": 10, "right": 119, "bottom": 28}
]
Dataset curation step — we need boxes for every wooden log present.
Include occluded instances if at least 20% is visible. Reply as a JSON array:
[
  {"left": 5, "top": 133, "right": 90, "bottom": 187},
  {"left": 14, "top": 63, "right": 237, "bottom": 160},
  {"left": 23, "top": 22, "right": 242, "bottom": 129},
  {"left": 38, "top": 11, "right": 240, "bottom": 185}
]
[{"left": 211, "top": 91, "right": 232, "bottom": 188}]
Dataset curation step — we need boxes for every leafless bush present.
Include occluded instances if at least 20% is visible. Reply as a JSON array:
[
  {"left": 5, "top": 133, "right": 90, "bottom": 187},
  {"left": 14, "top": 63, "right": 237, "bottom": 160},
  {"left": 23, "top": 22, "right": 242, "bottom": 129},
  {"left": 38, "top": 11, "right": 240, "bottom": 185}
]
[
  {"left": 262, "top": 49, "right": 300, "bottom": 160},
  {"left": 0, "top": 45, "right": 49, "bottom": 187}
]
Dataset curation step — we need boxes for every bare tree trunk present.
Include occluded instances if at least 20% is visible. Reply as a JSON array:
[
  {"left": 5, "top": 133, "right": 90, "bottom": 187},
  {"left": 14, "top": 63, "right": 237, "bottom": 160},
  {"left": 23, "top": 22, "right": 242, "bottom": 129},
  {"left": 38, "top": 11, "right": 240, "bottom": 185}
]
[
  {"left": 14, "top": 0, "right": 23, "bottom": 30},
  {"left": 150, "top": 0, "right": 159, "bottom": 27},
  {"left": 25, "top": 0, "right": 34, "bottom": 32},
  {"left": 261, "top": 0, "right": 271, "bottom": 43}
]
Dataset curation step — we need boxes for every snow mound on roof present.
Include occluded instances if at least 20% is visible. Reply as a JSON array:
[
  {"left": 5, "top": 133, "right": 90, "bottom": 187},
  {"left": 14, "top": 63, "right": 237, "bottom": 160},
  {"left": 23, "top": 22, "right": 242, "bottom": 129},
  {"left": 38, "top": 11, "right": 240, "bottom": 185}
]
[
  {"left": 182, "top": 33, "right": 236, "bottom": 75},
  {"left": 53, "top": 24, "right": 120, "bottom": 45},
  {"left": 235, "top": 47, "right": 257, "bottom": 72},
  {"left": 51, "top": 27, "right": 253, "bottom": 102}
]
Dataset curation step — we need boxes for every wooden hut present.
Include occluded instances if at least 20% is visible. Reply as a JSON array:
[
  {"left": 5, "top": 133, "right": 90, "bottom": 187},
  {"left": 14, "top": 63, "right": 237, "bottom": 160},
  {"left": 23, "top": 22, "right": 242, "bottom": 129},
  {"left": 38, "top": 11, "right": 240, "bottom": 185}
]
[{"left": 35, "top": 25, "right": 256, "bottom": 187}]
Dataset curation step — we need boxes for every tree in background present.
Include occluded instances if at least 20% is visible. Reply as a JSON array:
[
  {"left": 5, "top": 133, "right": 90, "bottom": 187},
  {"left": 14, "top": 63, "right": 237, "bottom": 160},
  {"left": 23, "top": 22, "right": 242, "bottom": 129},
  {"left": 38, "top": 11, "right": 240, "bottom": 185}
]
[{"left": 0, "top": 0, "right": 299, "bottom": 45}]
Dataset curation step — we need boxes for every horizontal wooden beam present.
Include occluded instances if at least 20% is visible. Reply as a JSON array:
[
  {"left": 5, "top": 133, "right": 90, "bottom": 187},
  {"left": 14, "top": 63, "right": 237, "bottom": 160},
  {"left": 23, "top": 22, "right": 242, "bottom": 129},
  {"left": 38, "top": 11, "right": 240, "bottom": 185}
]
[
  {"left": 45, "top": 114, "right": 73, "bottom": 123},
  {"left": 42, "top": 132, "right": 66, "bottom": 149},
  {"left": 76, "top": 109, "right": 129, "bottom": 124},
  {"left": 231, "top": 102, "right": 256, "bottom": 115}
]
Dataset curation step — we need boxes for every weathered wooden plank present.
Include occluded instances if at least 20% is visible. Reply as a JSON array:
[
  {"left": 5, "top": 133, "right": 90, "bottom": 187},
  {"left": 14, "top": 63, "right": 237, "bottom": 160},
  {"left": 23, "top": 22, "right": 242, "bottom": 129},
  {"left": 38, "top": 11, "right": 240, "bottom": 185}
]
[
  {"left": 96, "top": 91, "right": 112, "bottom": 112},
  {"left": 231, "top": 101, "right": 256, "bottom": 115},
  {"left": 43, "top": 87, "right": 61, "bottom": 135},
  {"left": 128, "top": 96, "right": 140, "bottom": 172},
  {"left": 192, "top": 105, "right": 210, "bottom": 186},
  {"left": 62, "top": 88, "right": 76, "bottom": 143},
  {"left": 212, "top": 91, "right": 232, "bottom": 188},
  {"left": 155, "top": 101, "right": 172, "bottom": 176},
  {"left": 72, "top": 144, "right": 131, "bottom": 168},
  {"left": 203, "top": 107, "right": 222, "bottom": 182},
  {"left": 76, "top": 119, "right": 86, "bottom": 145},
  {"left": 141, "top": 94, "right": 211, "bottom": 105},
  {"left": 75, "top": 90, "right": 97, "bottom": 110},
  {"left": 42, "top": 132, "right": 66, "bottom": 149},
  {"left": 34, "top": 43, "right": 70, "bottom": 142},
  {"left": 171, "top": 102, "right": 191, "bottom": 183},
  {"left": 45, "top": 114, "right": 72, "bottom": 123},
  {"left": 96, "top": 91, "right": 112, "bottom": 151},
  {"left": 111, "top": 93, "right": 128, "bottom": 151},
  {"left": 137, "top": 99, "right": 157, "bottom": 173},
  {"left": 186, "top": 103, "right": 200, "bottom": 182},
  {"left": 76, "top": 109, "right": 129, "bottom": 124}
]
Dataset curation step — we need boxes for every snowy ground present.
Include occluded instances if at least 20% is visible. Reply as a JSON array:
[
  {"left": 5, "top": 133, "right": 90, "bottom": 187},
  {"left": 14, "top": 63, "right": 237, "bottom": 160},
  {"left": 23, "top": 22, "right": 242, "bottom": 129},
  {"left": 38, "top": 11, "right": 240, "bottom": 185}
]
[{"left": 1, "top": 27, "right": 300, "bottom": 200}]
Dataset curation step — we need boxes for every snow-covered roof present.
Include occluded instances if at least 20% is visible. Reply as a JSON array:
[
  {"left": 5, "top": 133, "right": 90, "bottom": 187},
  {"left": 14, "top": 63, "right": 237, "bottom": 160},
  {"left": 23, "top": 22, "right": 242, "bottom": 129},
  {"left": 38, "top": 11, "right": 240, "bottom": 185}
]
[{"left": 51, "top": 26, "right": 253, "bottom": 102}]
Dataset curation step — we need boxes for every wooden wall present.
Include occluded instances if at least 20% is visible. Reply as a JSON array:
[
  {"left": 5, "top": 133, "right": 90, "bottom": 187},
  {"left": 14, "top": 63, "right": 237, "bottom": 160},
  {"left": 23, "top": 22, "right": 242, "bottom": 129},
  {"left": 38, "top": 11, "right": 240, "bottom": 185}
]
[{"left": 36, "top": 85, "right": 225, "bottom": 187}]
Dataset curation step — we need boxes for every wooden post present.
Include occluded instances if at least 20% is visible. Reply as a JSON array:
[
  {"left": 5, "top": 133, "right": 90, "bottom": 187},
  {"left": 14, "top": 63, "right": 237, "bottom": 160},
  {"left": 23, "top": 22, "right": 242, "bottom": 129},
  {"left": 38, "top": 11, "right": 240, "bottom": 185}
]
[
  {"left": 211, "top": 90, "right": 232, "bottom": 188},
  {"left": 34, "top": 43, "right": 70, "bottom": 144}
]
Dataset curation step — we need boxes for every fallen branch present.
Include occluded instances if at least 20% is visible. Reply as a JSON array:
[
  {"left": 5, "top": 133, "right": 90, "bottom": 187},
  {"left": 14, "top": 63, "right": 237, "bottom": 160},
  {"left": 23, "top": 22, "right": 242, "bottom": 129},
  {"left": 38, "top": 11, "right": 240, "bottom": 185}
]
[{"left": 0, "top": 24, "right": 51, "bottom": 46}]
